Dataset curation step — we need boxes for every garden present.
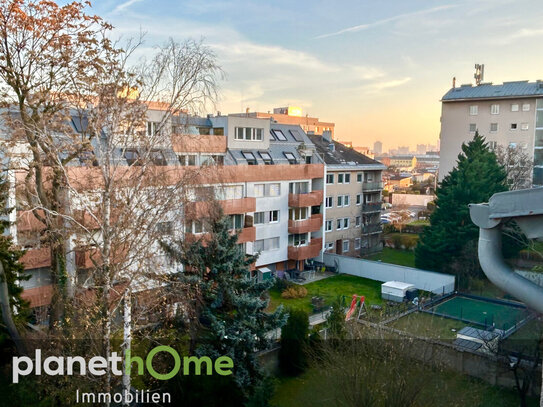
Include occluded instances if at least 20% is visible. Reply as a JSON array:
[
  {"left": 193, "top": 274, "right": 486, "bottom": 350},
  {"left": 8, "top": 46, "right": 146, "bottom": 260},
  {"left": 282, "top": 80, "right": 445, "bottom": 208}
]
[{"left": 266, "top": 274, "right": 383, "bottom": 314}]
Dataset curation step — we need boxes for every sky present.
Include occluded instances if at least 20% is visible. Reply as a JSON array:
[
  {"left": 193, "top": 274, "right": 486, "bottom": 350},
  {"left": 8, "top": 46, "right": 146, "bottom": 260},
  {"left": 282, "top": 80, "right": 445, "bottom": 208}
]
[{"left": 89, "top": 0, "right": 543, "bottom": 151}]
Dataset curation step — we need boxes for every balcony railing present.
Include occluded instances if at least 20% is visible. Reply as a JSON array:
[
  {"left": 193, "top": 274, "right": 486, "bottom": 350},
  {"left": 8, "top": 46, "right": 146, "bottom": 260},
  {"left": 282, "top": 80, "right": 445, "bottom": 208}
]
[
  {"left": 288, "top": 190, "right": 324, "bottom": 207},
  {"left": 362, "top": 202, "right": 382, "bottom": 213},
  {"left": 288, "top": 213, "right": 323, "bottom": 234},
  {"left": 287, "top": 237, "right": 322, "bottom": 261},
  {"left": 236, "top": 226, "right": 256, "bottom": 244},
  {"left": 361, "top": 224, "right": 383, "bottom": 234},
  {"left": 362, "top": 181, "right": 384, "bottom": 191}
]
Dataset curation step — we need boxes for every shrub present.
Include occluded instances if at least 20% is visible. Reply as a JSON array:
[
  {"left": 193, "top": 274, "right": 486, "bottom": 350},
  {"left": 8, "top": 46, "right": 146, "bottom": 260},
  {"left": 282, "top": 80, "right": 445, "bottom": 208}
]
[
  {"left": 274, "top": 277, "right": 291, "bottom": 291},
  {"left": 281, "top": 285, "right": 308, "bottom": 299}
]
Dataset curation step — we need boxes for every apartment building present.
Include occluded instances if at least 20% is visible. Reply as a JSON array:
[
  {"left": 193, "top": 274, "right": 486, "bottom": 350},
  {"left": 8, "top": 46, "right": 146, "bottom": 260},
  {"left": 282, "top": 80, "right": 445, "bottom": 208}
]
[
  {"left": 8, "top": 109, "right": 325, "bottom": 313},
  {"left": 440, "top": 80, "right": 543, "bottom": 186},
  {"left": 309, "top": 133, "right": 385, "bottom": 257},
  {"left": 231, "top": 106, "right": 335, "bottom": 139}
]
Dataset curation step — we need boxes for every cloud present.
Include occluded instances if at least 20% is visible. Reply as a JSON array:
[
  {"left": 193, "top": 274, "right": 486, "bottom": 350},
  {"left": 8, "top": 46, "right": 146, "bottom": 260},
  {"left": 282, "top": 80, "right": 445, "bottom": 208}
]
[
  {"left": 511, "top": 28, "right": 543, "bottom": 40},
  {"left": 315, "top": 4, "right": 458, "bottom": 39},
  {"left": 112, "top": 0, "right": 144, "bottom": 14}
]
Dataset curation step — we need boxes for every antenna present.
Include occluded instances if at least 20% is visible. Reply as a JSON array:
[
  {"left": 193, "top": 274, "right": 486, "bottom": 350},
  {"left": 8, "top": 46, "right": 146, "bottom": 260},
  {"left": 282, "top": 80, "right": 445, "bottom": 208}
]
[{"left": 474, "top": 64, "right": 485, "bottom": 85}]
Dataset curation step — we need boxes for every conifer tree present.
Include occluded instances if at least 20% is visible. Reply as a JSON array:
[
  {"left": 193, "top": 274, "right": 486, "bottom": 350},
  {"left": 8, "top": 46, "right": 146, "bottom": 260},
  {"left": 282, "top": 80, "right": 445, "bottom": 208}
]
[
  {"left": 162, "top": 211, "right": 286, "bottom": 393},
  {"left": 415, "top": 133, "right": 517, "bottom": 283}
]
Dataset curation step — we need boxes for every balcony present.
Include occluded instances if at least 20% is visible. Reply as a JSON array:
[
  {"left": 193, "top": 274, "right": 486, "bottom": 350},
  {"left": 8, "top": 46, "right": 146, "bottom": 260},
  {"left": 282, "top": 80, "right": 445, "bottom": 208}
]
[
  {"left": 20, "top": 247, "right": 51, "bottom": 270},
  {"left": 288, "top": 190, "right": 323, "bottom": 207},
  {"left": 362, "top": 202, "right": 382, "bottom": 213},
  {"left": 236, "top": 226, "right": 256, "bottom": 244},
  {"left": 362, "top": 181, "right": 384, "bottom": 191},
  {"left": 288, "top": 237, "right": 322, "bottom": 261},
  {"left": 185, "top": 227, "right": 255, "bottom": 245},
  {"left": 185, "top": 197, "right": 256, "bottom": 218},
  {"left": 361, "top": 224, "right": 383, "bottom": 235},
  {"left": 288, "top": 214, "right": 323, "bottom": 234}
]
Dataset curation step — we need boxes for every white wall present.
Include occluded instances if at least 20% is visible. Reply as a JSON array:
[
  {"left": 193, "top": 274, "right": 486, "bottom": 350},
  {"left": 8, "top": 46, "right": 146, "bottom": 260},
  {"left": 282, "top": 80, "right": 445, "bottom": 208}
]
[
  {"left": 392, "top": 193, "right": 435, "bottom": 207},
  {"left": 323, "top": 253, "right": 455, "bottom": 294}
]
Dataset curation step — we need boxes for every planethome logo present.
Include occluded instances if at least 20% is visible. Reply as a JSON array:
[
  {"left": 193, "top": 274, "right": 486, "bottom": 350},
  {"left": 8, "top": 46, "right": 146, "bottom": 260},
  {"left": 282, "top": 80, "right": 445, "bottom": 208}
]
[{"left": 12, "top": 346, "right": 234, "bottom": 403}]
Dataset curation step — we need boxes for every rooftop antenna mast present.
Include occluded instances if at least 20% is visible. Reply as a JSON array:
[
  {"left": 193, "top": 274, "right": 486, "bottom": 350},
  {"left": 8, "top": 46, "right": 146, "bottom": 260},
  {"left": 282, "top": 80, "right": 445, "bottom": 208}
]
[{"left": 474, "top": 64, "right": 484, "bottom": 85}]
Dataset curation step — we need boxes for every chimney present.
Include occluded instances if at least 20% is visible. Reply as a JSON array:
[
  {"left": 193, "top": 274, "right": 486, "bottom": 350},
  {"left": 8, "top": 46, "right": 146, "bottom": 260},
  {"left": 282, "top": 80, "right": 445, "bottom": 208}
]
[
  {"left": 452, "top": 77, "right": 456, "bottom": 89},
  {"left": 246, "top": 107, "right": 250, "bottom": 115},
  {"left": 322, "top": 130, "right": 332, "bottom": 142}
]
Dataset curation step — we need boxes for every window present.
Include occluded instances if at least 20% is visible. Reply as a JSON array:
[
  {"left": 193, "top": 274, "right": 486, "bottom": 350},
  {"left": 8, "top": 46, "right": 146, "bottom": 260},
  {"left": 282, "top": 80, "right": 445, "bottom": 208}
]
[
  {"left": 254, "top": 237, "right": 280, "bottom": 252},
  {"left": 288, "top": 233, "right": 308, "bottom": 247},
  {"left": 491, "top": 104, "right": 500, "bottom": 115},
  {"left": 354, "top": 238, "right": 361, "bottom": 250},
  {"left": 357, "top": 173, "right": 362, "bottom": 183},
  {"left": 336, "top": 219, "right": 342, "bottom": 230},
  {"left": 337, "top": 196, "right": 343, "bottom": 207},
  {"left": 521, "top": 122, "right": 529, "bottom": 131},
  {"left": 216, "top": 185, "right": 243, "bottom": 200},
  {"left": 325, "top": 196, "right": 333, "bottom": 208},
  {"left": 337, "top": 173, "right": 350, "bottom": 184},
  {"left": 343, "top": 218, "right": 349, "bottom": 229},
  {"left": 490, "top": 123, "right": 498, "bottom": 132},
  {"left": 156, "top": 221, "right": 174, "bottom": 235},
  {"left": 186, "top": 220, "right": 205, "bottom": 234},
  {"left": 509, "top": 142, "right": 517, "bottom": 148},
  {"left": 337, "top": 173, "right": 344, "bottom": 183},
  {"left": 344, "top": 173, "right": 351, "bottom": 184},
  {"left": 336, "top": 217, "right": 349, "bottom": 230},
  {"left": 242, "top": 151, "right": 257, "bottom": 165},
  {"left": 289, "top": 207, "right": 308, "bottom": 221},
  {"left": 356, "top": 194, "right": 362, "bottom": 205},
  {"left": 254, "top": 212, "right": 265, "bottom": 224},
  {"left": 235, "top": 127, "right": 264, "bottom": 141},
  {"left": 254, "top": 183, "right": 280, "bottom": 197},
  {"left": 366, "top": 194, "right": 373, "bottom": 203},
  {"left": 254, "top": 210, "right": 279, "bottom": 224},
  {"left": 326, "top": 174, "right": 334, "bottom": 184},
  {"left": 259, "top": 151, "right": 273, "bottom": 165},
  {"left": 150, "top": 150, "right": 167, "bottom": 166},
  {"left": 147, "top": 121, "right": 159, "bottom": 136},
  {"left": 469, "top": 105, "right": 478, "bottom": 115},
  {"left": 343, "top": 195, "right": 350, "bottom": 207},
  {"left": 289, "top": 182, "right": 309, "bottom": 194},
  {"left": 510, "top": 123, "right": 518, "bottom": 131},
  {"left": 271, "top": 129, "right": 287, "bottom": 141},
  {"left": 355, "top": 216, "right": 361, "bottom": 227},
  {"left": 213, "top": 127, "right": 224, "bottom": 136},
  {"left": 342, "top": 240, "right": 349, "bottom": 253},
  {"left": 489, "top": 141, "right": 497, "bottom": 150},
  {"left": 522, "top": 103, "right": 531, "bottom": 111},
  {"left": 325, "top": 242, "right": 334, "bottom": 252},
  {"left": 511, "top": 104, "right": 519, "bottom": 112},
  {"left": 227, "top": 214, "right": 243, "bottom": 230},
  {"left": 469, "top": 123, "right": 476, "bottom": 133},
  {"left": 289, "top": 129, "right": 304, "bottom": 141},
  {"left": 177, "top": 154, "right": 197, "bottom": 166},
  {"left": 325, "top": 220, "right": 333, "bottom": 232},
  {"left": 124, "top": 149, "right": 141, "bottom": 166},
  {"left": 284, "top": 152, "right": 297, "bottom": 164}
]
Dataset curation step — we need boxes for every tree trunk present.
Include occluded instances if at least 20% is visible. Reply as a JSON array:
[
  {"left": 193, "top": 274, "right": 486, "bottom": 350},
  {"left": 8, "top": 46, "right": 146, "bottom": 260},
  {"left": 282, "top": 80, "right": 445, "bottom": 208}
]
[
  {"left": 0, "top": 261, "right": 26, "bottom": 355},
  {"left": 122, "top": 291, "right": 132, "bottom": 406}
]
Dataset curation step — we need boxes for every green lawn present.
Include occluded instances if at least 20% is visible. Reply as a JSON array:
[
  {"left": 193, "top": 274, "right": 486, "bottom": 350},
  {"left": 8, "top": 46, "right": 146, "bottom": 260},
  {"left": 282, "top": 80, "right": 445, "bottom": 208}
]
[
  {"left": 366, "top": 247, "right": 416, "bottom": 268},
  {"left": 271, "top": 367, "right": 539, "bottom": 407},
  {"left": 267, "top": 274, "right": 382, "bottom": 314},
  {"left": 388, "top": 311, "right": 469, "bottom": 340},
  {"left": 408, "top": 219, "right": 430, "bottom": 226}
]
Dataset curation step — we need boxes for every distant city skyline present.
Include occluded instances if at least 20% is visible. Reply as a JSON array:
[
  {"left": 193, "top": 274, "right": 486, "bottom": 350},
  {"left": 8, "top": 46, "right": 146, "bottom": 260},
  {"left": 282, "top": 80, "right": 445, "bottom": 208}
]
[{"left": 90, "top": 0, "right": 543, "bottom": 149}]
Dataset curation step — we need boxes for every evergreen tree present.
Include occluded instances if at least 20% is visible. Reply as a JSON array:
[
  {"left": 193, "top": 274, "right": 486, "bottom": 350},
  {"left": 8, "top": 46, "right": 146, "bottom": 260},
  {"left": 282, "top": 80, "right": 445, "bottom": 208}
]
[
  {"left": 326, "top": 296, "right": 347, "bottom": 340},
  {"left": 162, "top": 211, "right": 286, "bottom": 398},
  {"left": 415, "top": 133, "right": 522, "bottom": 283},
  {"left": 279, "top": 308, "right": 309, "bottom": 376}
]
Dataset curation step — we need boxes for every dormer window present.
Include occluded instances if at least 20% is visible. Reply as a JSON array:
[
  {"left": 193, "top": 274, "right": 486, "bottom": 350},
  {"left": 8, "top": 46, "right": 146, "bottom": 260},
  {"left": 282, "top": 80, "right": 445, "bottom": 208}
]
[
  {"left": 271, "top": 129, "right": 287, "bottom": 141},
  {"left": 283, "top": 152, "right": 297, "bottom": 164},
  {"left": 259, "top": 151, "right": 273, "bottom": 165},
  {"left": 242, "top": 151, "right": 257, "bottom": 165}
]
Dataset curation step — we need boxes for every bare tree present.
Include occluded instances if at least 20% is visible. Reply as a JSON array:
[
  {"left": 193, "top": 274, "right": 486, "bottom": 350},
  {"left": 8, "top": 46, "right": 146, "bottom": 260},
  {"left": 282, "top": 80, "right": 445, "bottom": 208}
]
[{"left": 494, "top": 144, "right": 534, "bottom": 190}]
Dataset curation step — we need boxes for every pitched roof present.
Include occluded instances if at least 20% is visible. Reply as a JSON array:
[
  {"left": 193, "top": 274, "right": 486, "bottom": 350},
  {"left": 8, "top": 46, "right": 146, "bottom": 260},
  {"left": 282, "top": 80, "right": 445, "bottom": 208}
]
[
  {"left": 442, "top": 81, "right": 543, "bottom": 101},
  {"left": 308, "top": 134, "right": 385, "bottom": 168}
]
